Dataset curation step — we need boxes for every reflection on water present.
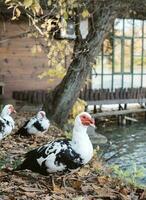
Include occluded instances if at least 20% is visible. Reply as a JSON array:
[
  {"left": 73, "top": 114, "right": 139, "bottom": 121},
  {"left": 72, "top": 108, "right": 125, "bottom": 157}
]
[{"left": 99, "top": 122, "right": 146, "bottom": 184}]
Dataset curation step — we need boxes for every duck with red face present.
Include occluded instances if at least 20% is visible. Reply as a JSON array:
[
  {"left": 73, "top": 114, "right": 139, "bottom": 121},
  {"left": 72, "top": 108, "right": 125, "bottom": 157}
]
[
  {"left": 0, "top": 104, "right": 16, "bottom": 141},
  {"left": 15, "top": 111, "right": 50, "bottom": 137},
  {"left": 15, "top": 112, "right": 95, "bottom": 175}
]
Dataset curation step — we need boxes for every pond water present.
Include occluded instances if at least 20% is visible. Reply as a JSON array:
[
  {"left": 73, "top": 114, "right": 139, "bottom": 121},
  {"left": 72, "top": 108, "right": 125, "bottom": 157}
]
[{"left": 98, "top": 122, "right": 146, "bottom": 185}]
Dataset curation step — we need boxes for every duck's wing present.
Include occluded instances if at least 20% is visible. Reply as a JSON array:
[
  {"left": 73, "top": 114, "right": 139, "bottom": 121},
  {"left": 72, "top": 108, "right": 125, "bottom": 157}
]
[
  {"left": 33, "top": 120, "right": 46, "bottom": 132},
  {"left": 14, "top": 139, "right": 83, "bottom": 175},
  {"left": 0, "top": 118, "right": 5, "bottom": 131},
  {"left": 54, "top": 139, "right": 83, "bottom": 170}
]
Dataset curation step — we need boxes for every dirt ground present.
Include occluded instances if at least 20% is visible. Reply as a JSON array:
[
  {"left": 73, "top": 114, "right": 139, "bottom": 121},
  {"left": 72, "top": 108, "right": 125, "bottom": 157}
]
[{"left": 0, "top": 111, "right": 145, "bottom": 200}]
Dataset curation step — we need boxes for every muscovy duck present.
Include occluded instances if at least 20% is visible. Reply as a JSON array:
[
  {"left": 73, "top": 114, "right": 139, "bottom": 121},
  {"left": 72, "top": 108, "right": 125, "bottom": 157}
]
[
  {"left": 0, "top": 104, "right": 16, "bottom": 141},
  {"left": 15, "top": 112, "right": 95, "bottom": 175},
  {"left": 15, "top": 111, "right": 50, "bottom": 136}
]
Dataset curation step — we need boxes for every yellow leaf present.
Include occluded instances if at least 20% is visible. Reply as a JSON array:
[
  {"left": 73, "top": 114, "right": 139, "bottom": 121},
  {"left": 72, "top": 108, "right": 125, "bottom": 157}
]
[
  {"left": 77, "top": 167, "right": 90, "bottom": 177},
  {"left": 41, "top": 23, "right": 46, "bottom": 29},
  {"left": 72, "top": 196, "right": 84, "bottom": 200},
  {"left": 31, "top": 45, "right": 37, "bottom": 55},
  {"left": 5, "top": 0, "right": 12, "bottom": 3},
  {"left": 15, "top": 8, "right": 21, "bottom": 17},
  {"left": 36, "top": 45, "right": 42, "bottom": 53},
  {"left": 81, "top": 9, "right": 90, "bottom": 18},
  {"left": 31, "top": 45, "right": 42, "bottom": 55},
  {"left": 47, "top": 0, "right": 52, "bottom": 6},
  {"left": 32, "top": 1, "right": 43, "bottom": 15},
  {"left": 12, "top": 16, "right": 17, "bottom": 20},
  {"left": 23, "top": 0, "right": 33, "bottom": 8},
  {"left": 63, "top": 11, "right": 68, "bottom": 20}
]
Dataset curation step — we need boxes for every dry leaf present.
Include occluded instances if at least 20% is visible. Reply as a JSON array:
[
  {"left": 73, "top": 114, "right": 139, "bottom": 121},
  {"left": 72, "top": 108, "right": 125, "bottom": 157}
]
[
  {"left": 77, "top": 167, "right": 90, "bottom": 177},
  {"left": 97, "top": 176, "right": 111, "bottom": 185},
  {"left": 71, "top": 180, "right": 82, "bottom": 190},
  {"left": 19, "top": 186, "right": 42, "bottom": 192}
]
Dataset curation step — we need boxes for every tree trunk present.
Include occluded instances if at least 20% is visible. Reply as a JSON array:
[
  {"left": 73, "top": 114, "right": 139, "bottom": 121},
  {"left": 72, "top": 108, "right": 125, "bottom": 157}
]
[{"left": 43, "top": 1, "right": 131, "bottom": 127}]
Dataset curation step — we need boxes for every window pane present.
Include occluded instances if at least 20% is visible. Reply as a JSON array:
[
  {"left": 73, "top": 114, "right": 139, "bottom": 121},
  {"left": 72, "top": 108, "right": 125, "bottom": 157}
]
[
  {"left": 134, "top": 39, "right": 142, "bottom": 56},
  {"left": 144, "top": 21, "right": 146, "bottom": 37},
  {"left": 113, "top": 75, "right": 122, "bottom": 89},
  {"left": 133, "top": 75, "right": 141, "bottom": 87},
  {"left": 92, "top": 75, "right": 101, "bottom": 89},
  {"left": 114, "top": 18, "right": 123, "bottom": 36},
  {"left": 143, "top": 39, "right": 146, "bottom": 56},
  {"left": 124, "top": 19, "right": 133, "bottom": 37},
  {"left": 143, "top": 75, "right": 146, "bottom": 87},
  {"left": 103, "top": 56, "right": 112, "bottom": 74},
  {"left": 123, "top": 75, "right": 132, "bottom": 88},
  {"left": 103, "top": 75, "right": 112, "bottom": 89},
  {"left": 114, "top": 39, "right": 121, "bottom": 73},
  {"left": 103, "top": 39, "right": 112, "bottom": 55},
  {"left": 134, "top": 20, "right": 142, "bottom": 37},
  {"left": 133, "top": 57, "right": 141, "bottom": 73},
  {"left": 124, "top": 39, "right": 132, "bottom": 73},
  {"left": 143, "top": 57, "right": 146, "bottom": 73}
]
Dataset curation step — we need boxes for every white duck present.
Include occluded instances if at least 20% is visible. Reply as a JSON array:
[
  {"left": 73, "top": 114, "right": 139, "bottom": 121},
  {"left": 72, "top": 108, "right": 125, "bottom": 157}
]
[
  {"left": 15, "top": 111, "right": 50, "bottom": 136},
  {"left": 0, "top": 104, "right": 16, "bottom": 141},
  {"left": 15, "top": 112, "right": 95, "bottom": 175}
]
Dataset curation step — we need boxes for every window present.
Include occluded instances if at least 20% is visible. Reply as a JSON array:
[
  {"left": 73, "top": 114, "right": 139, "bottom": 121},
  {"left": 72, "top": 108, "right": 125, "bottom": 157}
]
[{"left": 92, "top": 18, "right": 146, "bottom": 90}]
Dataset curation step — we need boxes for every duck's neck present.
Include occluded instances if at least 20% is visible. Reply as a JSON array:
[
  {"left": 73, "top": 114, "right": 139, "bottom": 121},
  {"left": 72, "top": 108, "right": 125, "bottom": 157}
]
[
  {"left": 72, "top": 125, "right": 90, "bottom": 144},
  {"left": 1, "top": 113, "right": 14, "bottom": 127},
  {"left": 71, "top": 124, "right": 93, "bottom": 164},
  {"left": 1, "top": 112, "right": 8, "bottom": 118}
]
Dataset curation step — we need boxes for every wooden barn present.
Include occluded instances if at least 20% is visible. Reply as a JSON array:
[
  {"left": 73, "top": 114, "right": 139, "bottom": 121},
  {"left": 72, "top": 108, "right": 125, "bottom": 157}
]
[
  {"left": 0, "top": 19, "right": 50, "bottom": 98},
  {"left": 0, "top": 4, "right": 70, "bottom": 100}
]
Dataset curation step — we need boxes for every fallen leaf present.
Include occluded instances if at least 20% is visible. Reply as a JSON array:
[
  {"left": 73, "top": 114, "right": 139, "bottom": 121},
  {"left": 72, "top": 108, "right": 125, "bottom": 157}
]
[
  {"left": 77, "top": 167, "right": 90, "bottom": 177},
  {"left": 19, "top": 186, "right": 42, "bottom": 192},
  {"left": 71, "top": 179, "right": 82, "bottom": 190},
  {"left": 97, "top": 176, "right": 111, "bottom": 185},
  {"left": 72, "top": 196, "right": 84, "bottom": 200}
]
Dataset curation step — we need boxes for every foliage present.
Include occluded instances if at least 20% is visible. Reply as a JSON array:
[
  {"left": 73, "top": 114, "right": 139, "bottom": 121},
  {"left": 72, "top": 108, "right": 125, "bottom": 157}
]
[
  {"left": 63, "top": 98, "right": 87, "bottom": 137},
  {"left": 112, "top": 163, "right": 146, "bottom": 187},
  {"left": 4, "top": 0, "right": 90, "bottom": 82},
  {"left": 69, "top": 98, "right": 87, "bottom": 119},
  {"left": 38, "top": 39, "right": 73, "bottom": 83}
]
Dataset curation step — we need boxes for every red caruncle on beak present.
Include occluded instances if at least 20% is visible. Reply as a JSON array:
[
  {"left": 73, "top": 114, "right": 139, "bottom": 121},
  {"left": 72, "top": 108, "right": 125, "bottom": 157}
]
[
  {"left": 80, "top": 115, "right": 95, "bottom": 127},
  {"left": 9, "top": 106, "right": 16, "bottom": 113}
]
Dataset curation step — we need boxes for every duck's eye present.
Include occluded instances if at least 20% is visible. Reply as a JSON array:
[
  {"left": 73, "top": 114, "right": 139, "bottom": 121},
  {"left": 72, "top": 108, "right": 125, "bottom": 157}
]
[{"left": 82, "top": 115, "right": 86, "bottom": 119}]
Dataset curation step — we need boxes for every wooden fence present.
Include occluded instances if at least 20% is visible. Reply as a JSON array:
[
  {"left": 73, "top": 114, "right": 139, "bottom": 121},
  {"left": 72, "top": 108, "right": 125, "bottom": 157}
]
[
  {"left": 12, "top": 87, "right": 146, "bottom": 105},
  {"left": 13, "top": 90, "right": 48, "bottom": 104}
]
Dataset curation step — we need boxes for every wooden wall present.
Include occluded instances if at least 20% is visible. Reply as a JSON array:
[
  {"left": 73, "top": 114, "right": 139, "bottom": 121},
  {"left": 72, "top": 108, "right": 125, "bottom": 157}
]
[{"left": 0, "top": 19, "right": 63, "bottom": 98}]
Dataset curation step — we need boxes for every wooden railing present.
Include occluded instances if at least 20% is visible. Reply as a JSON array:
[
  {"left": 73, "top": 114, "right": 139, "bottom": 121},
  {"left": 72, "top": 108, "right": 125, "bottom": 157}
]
[
  {"left": 13, "top": 90, "right": 48, "bottom": 104},
  {"left": 79, "top": 87, "right": 146, "bottom": 105},
  {"left": 12, "top": 87, "right": 146, "bottom": 105}
]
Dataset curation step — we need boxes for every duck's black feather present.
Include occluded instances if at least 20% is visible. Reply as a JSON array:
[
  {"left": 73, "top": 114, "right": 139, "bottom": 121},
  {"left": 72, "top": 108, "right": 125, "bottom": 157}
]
[
  {"left": 15, "top": 120, "right": 29, "bottom": 136},
  {"left": 15, "top": 139, "right": 83, "bottom": 175},
  {"left": 33, "top": 121, "right": 45, "bottom": 132}
]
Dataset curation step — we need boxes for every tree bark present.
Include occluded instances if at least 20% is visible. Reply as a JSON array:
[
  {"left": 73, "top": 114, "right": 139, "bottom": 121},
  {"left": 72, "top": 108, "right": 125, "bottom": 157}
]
[{"left": 43, "top": 0, "right": 145, "bottom": 127}]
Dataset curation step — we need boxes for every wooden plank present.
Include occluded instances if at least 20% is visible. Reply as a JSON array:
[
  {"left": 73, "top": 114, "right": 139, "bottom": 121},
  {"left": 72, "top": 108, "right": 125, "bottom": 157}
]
[
  {"left": 92, "top": 108, "right": 146, "bottom": 118},
  {"left": 87, "top": 98, "right": 146, "bottom": 105}
]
